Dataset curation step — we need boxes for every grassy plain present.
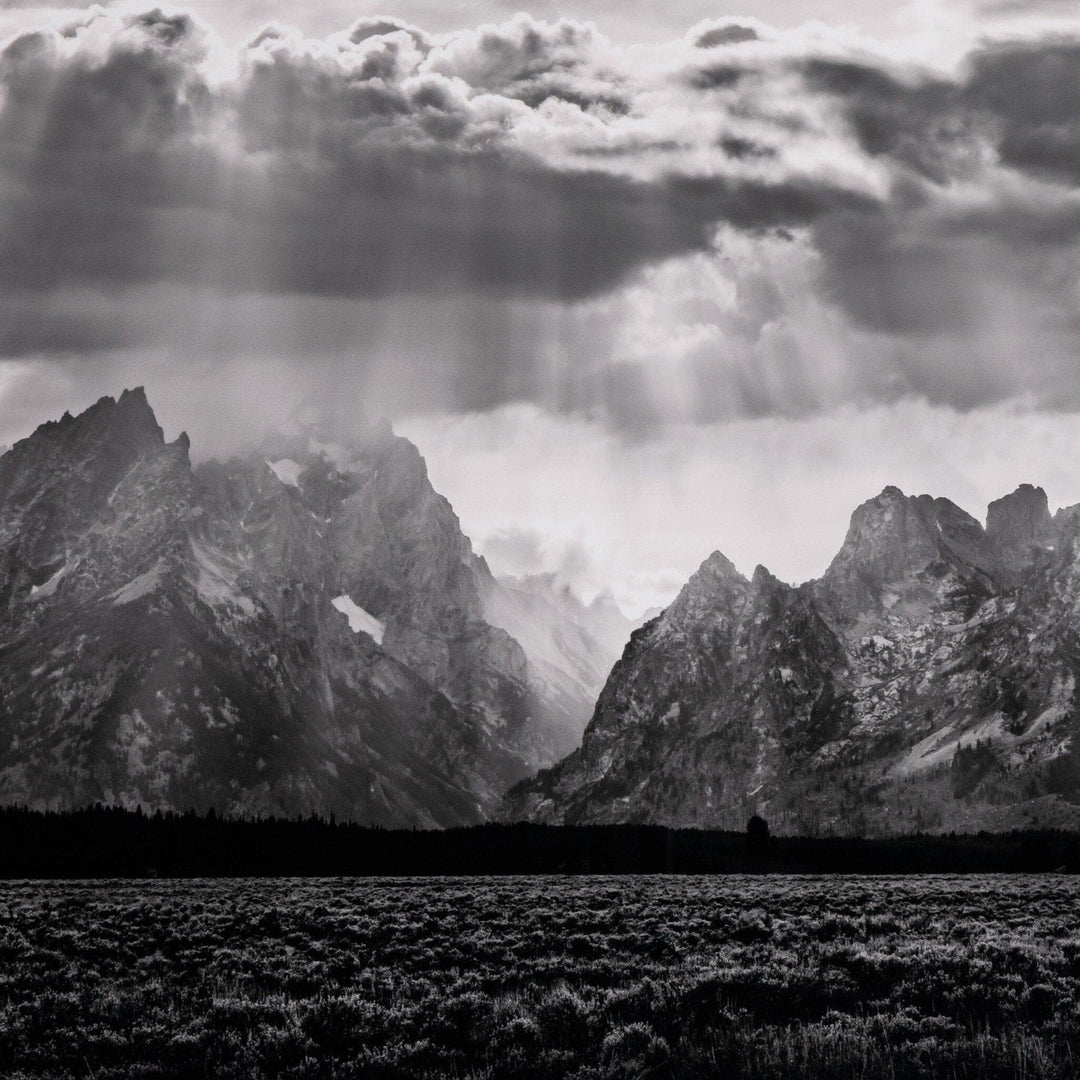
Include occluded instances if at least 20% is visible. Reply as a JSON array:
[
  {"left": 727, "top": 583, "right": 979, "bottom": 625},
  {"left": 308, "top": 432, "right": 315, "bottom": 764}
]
[{"left": 1, "top": 875, "right": 1078, "bottom": 1078}]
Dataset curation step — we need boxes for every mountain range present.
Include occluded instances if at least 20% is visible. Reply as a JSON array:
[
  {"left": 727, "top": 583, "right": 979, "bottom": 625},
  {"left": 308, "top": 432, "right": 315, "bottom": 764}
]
[
  {"left": 7, "top": 390, "right": 1080, "bottom": 835},
  {"left": 0, "top": 389, "right": 627, "bottom": 825},
  {"left": 508, "top": 483, "right": 1080, "bottom": 834}
]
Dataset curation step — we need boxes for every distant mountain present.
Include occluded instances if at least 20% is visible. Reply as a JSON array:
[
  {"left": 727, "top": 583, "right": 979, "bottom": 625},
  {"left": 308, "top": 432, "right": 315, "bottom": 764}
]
[
  {"left": 506, "top": 483, "right": 1080, "bottom": 834},
  {"left": 0, "top": 390, "right": 615, "bottom": 825},
  {"left": 481, "top": 573, "right": 641, "bottom": 759}
]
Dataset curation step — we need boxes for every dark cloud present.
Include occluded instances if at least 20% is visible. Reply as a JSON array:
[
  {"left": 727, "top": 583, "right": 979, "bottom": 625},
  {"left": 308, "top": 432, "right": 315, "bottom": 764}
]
[
  {"left": 964, "top": 40, "right": 1080, "bottom": 184},
  {"left": 0, "top": 7, "right": 872, "bottom": 312},
  {"left": 669, "top": 173, "right": 875, "bottom": 232},
  {"left": 800, "top": 59, "right": 959, "bottom": 181},
  {"left": 0, "top": 148, "right": 749, "bottom": 301},
  {"left": 5, "top": 7, "right": 1080, "bottom": 422},
  {"left": 695, "top": 23, "right": 760, "bottom": 48},
  {"left": 718, "top": 135, "right": 775, "bottom": 161},
  {"left": 788, "top": 37, "right": 1080, "bottom": 345},
  {"left": 687, "top": 63, "right": 748, "bottom": 90},
  {"left": 0, "top": 295, "right": 130, "bottom": 355},
  {"left": 813, "top": 209, "right": 977, "bottom": 334},
  {"left": 802, "top": 39, "right": 1080, "bottom": 190}
]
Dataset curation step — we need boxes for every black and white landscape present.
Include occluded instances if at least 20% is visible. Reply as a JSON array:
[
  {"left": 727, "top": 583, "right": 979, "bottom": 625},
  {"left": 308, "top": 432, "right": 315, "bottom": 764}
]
[
  {"left": 7, "top": 389, "right": 1080, "bottom": 838},
  {"left": 6, "top": 0, "right": 1080, "bottom": 1076}
]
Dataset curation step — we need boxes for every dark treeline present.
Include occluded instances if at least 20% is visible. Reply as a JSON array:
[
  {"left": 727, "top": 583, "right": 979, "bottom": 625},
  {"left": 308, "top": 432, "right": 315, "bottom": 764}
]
[{"left": 2, "top": 804, "right": 1079, "bottom": 877}]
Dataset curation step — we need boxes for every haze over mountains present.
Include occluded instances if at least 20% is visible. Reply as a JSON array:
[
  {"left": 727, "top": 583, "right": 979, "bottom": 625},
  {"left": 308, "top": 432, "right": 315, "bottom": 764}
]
[
  {"left": 6, "top": 391, "right": 1080, "bottom": 835},
  {"left": 0, "top": 390, "right": 627, "bottom": 825}
]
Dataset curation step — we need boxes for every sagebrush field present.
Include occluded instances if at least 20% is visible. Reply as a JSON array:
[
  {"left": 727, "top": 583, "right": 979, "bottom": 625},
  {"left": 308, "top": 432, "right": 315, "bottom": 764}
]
[{"left": 2, "top": 875, "right": 1079, "bottom": 1079}]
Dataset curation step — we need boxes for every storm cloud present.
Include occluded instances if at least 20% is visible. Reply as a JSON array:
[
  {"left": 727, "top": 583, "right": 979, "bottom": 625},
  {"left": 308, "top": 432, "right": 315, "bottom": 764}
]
[
  {"left": 4, "top": 6, "right": 1080, "bottom": 422},
  {"left": 0, "top": 8, "right": 877, "bottom": 307}
]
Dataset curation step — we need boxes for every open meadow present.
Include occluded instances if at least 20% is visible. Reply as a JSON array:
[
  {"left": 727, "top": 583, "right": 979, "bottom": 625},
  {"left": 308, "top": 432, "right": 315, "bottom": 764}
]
[{"left": 2, "top": 875, "right": 1079, "bottom": 1079}]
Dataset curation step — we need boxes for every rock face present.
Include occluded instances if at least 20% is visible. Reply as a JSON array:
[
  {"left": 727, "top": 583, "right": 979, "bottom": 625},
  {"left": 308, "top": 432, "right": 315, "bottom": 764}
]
[
  {"left": 507, "top": 484, "right": 1080, "bottom": 834},
  {"left": 0, "top": 391, "right": 613, "bottom": 824},
  {"left": 986, "top": 484, "right": 1054, "bottom": 571}
]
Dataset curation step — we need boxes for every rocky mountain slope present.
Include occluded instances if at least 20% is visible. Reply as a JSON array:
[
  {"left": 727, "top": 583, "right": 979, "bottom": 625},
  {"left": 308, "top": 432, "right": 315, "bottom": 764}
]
[
  {"left": 0, "top": 390, "right": 622, "bottom": 824},
  {"left": 506, "top": 483, "right": 1080, "bottom": 834}
]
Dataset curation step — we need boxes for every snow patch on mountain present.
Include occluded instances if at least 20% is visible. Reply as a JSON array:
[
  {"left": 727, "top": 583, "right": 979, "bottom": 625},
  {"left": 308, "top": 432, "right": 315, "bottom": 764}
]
[
  {"left": 266, "top": 459, "right": 302, "bottom": 487},
  {"left": 112, "top": 564, "right": 164, "bottom": 605},
  {"left": 332, "top": 595, "right": 385, "bottom": 643},
  {"left": 893, "top": 686, "right": 1076, "bottom": 779},
  {"left": 30, "top": 564, "right": 66, "bottom": 599}
]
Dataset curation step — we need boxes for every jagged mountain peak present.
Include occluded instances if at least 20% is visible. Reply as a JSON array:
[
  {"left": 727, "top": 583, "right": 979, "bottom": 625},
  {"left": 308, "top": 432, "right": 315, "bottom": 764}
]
[
  {"left": 818, "top": 485, "right": 999, "bottom": 619},
  {"left": 663, "top": 549, "right": 749, "bottom": 627},
  {"left": 82, "top": 386, "right": 162, "bottom": 439},
  {"left": 691, "top": 549, "right": 746, "bottom": 586},
  {"left": 837, "top": 485, "right": 979, "bottom": 555},
  {"left": 20, "top": 386, "right": 163, "bottom": 453},
  {"left": 587, "top": 588, "right": 620, "bottom": 612},
  {"left": 257, "top": 417, "right": 472, "bottom": 564},
  {"left": 993, "top": 481, "right": 1046, "bottom": 505},
  {"left": 117, "top": 385, "right": 149, "bottom": 405},
  {"left": 750, "top": 563, "right": 784, "bottom": 590},
  {"left": 0, "top": 389, "right": 179, "bottom": 611},
  {"left": 986, "top": 483, "right": 1053, "bottom": 569}
]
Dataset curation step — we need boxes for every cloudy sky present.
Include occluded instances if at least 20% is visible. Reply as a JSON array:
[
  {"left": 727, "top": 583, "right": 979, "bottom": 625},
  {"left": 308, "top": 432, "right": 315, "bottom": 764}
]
[{"left": 4, "top": 0, "right": 1080, "bottom": 612}]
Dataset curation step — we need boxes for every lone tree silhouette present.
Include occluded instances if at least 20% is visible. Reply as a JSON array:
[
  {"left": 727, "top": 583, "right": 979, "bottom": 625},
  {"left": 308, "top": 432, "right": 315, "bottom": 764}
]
[{"left": 746, "top": 815, "right": 770, "bottom": 860}]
